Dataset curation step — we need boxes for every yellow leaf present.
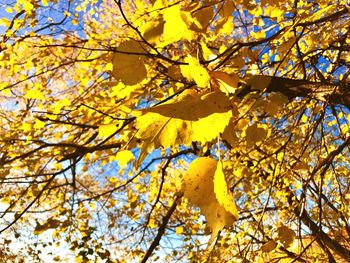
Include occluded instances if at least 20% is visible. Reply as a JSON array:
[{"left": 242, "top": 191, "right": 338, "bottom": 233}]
[
  {"left": 167, "top": 65, "right": 182, "bottom": 80},
  {"left": 245, "top": 123, "right": 267, "bottom": 145},
  {"left": 219, "top": 1, "right": 234, "bottom": 17},
  {"left": 182, "top": 157, "right": 217, "bottom": 207},
  {"left": 33, "top": 119, "right": 45, "bottom": 129},
  {"left": 180, "top": 55, "right": 210, "bottom": 88},
  {"left": 34, "top": 218, "right": 61, "bottom": 235},
  {"left": 294, "top": 161, "right": 309, "bottom": 171},
  {"left": 246, "top": 75, "right": 272, "bottom": 91},
  {"left": 110, "top": 81, "right": 138, "bottom": 101},
  {"left": 214, "top": 161, "right": 238, "bottom": 219},
  {"left": 146, "top": 91, "right": 232, "bottom": 120},
  {"left": 21, "top": 0, "right": 34, "bottom": 13},
  {"left": 112, "top": 40, "right": 147, "bottom": 85},
  {"left": 157, "top": 118, "right": 178, "bottom": 146},
  {"left": 263, "top": 92, "right": 288, "bottom": 116},
  {"left": 211, "top": 71, "right": 239, "bottom": 94},
  {"left": 109, "top": 176, "right": 118, "bottom": 184},
  {"left": 25, "top": 88, "right": 45, "bottom": 100},
  {"left": 137, "top": 92, "right": 232, "bottom": 147},
  {"left": 142, "top": 18, "right": 164, "bottom": 44},
  {"left": 105, "top": 62, "right": 113, "bottom": 71},
  {"left": 5, "top": 7, "right": 13, "bottom": 13},
  {"left": 201, "top": 202, "right": 235, "bottom": 243},
  {"left": 200, "top": 41, "right": 216, "bottom": 61},
  {"left": 191, "top": 111, "right": 232, "bottom": 143},
  {"left": 21, "top": 122, "right": 32, "bottom": 132},
  {"left": 261, "top": 240, "right": 277, "bottom": 252},
  {"left": 136, "top": 113, "right": 177, "bottom": 148},
  {"left": 0, "top": 18, "right": 10, "bottom": 27},
  {"left": 232, "top": 56, "right": 246, "bottom": 68},
  {"left": 135, "top": 115, "right": 183, "bottom": 165},
  {"left": 216, "top": 16, "right": 234, "bottom": 35},
  {"left": 163, "top": 5, "right": 194, "bottom": 45},
  {"left": 278, "top": 37, "right": 297, "bottom": 53},
  {"left": 236, "top": 118, "right": 249, "bottom": 130},
  {"left": 174, "top": 119, "right": 192, "bottom": 144},
  {"left": 0, "top": 169, "right": 10, "bottom": 179},
  {"left": 182, "top": 158, "right": 237, "bottom": 243},
  {"left": 98, "top": 123, "right": 120, "bottom": 138},
  {"left": 191, "top": 6, "right": 214, "bottom": 32},
  {"left": 175, "top": 226, "right": 184, "bottom": 234},
  {"left": 221, "top": 118, "right": 239, "bottom": 147},
  {"left": 145, "top": 92, "right": 201, "bottom": 121},
  {"left": 148, "top": 218, "right": 157, "bottom": 228},
  {"left": 115, "top": 150, "right": 134, "bottom": 167},
  {"left": 277, "top": 225, "right": 296, "bottom": 247},
  {"left": 301, "top": 114, "right": 308, "bottom": 123},
  {"left": 151, "top": 0, "right": 164, "bottom": 9}
]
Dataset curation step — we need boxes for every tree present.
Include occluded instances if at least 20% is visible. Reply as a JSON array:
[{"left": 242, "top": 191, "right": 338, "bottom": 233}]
[{"left": 0, "top": 0, "right": 349, "bottom": 261}]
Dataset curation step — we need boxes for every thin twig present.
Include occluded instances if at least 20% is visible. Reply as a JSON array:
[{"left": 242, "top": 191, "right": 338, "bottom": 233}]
[{"left": 141, "top": 193, "right": 182, "bottom": 263}]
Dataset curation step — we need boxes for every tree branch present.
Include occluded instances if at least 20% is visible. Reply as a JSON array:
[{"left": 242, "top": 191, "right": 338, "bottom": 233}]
[
  {"left": 238, "top": 75, "right": 350, "bottom": 108},
  {"left": 141, "top": 193, "right": 182, "bottom": 263}
]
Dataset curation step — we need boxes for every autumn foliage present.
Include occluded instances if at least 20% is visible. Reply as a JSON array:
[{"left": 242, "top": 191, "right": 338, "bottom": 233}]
[{"left": 0, "top": 0, "right": 350, "bottom": 262}]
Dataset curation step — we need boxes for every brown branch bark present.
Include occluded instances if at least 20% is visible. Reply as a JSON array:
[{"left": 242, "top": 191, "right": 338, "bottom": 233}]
[
  {"left": 287, "top": 192, "right": 350, "bottom": 262},
  {"left": 238, "top": 75, "right": 350, "bottom": 108},
  {"left": 284, "top": 138, "right": 350, "bottom": 262},
  {"left": 141, "top": 194, "right": 182, "bottom": 263}
]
